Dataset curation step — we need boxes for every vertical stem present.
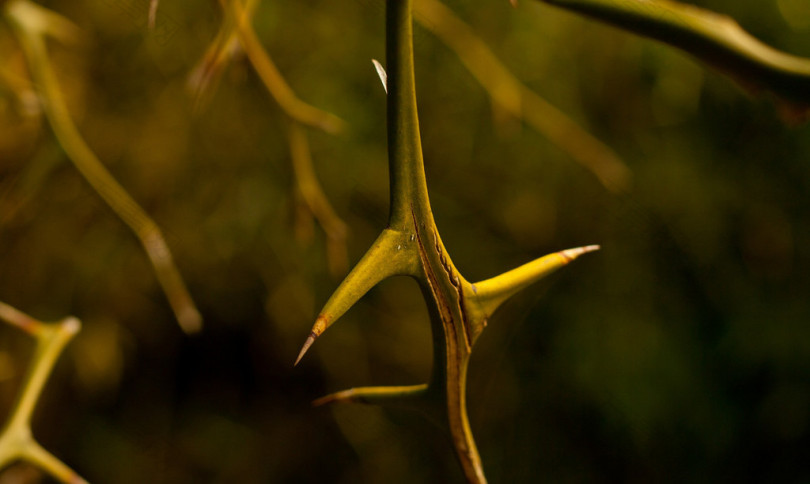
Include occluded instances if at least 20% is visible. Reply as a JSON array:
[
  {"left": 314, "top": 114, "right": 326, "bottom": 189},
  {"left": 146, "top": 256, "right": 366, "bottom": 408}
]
[
  {"left": 421, "top": 277, "right": 486, "bottom": 484},
  {"left": 386, "top": 0, "right": 431, "bottom": 228},
  {"left": 386, "top": 2, "right": 485, "bottom": 480}
]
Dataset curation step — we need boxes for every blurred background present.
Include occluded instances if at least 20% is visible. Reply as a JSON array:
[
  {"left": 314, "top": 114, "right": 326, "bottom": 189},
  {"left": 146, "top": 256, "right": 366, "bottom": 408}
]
[{"left": 1, "top": 0, "right": 809, "bottom": 482}]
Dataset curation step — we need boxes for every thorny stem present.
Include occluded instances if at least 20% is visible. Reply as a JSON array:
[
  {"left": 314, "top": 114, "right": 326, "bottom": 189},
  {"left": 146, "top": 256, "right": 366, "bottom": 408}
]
[
  {"left": 4, "top": 0, "right": 202, "bottom": 334},
  {"left": 297, "top": 0, "right": 598, "bottom": 482},
  {"left": 0, "top": 302, "right": 86, "bottom": 484},
  {"left": 414, "top": 0, "right": 631, "bottom": 192}
]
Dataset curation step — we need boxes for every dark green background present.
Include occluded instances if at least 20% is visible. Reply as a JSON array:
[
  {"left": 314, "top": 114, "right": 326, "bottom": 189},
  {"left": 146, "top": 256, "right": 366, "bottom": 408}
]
[{"left": 1, "top": 0, "right": 808, "bottom": 482}]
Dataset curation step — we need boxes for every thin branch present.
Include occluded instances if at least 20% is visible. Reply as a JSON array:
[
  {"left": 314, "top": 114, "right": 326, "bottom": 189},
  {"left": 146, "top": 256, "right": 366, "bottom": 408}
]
[
  {"left": 225, "top": 0, "right": 346, "bottom": 134},
  {"left": 187, "top": 0, "right": 252, "bottom": 110},
  {"left": 5, "top": 0, "right": 202, "bottom": 334},
  {"left": 192, "top": 0, "right": 351, "bottom": 276},
  {"left": 288, "top": 122, "right": 349, "bottom": 277},
  {"left": 0, "top": 302, "right": 86, "bottom": 484},
  {"left": 414, "top": 0, "right": 632, "bottom": 192},
  {"left": 536, "top": 0, "right": 810, "bottom": 121},
  {"left": 148, "top": 0, "right": 158, "bottom": 29}
]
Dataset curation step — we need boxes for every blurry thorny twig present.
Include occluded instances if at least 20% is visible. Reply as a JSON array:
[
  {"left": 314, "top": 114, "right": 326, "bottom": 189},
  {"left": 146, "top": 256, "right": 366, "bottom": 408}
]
[
  {"left": 0, "top": 302, "right": 86, "bottom": 484},
  {"left": 295, "top": 0, "right": 598, "bottom": 482},
  {"left": 287, "top": 123, "right": 349, "bottom": 276},
  {"left": 225, "top": 0, "right": 345, "bottom": 135},
  {"left": 188, "top": 0, "right": 349, "bottom": 276},
  {"left": 186, "top": 0, "right": 257, "bottom": 112},
  {"left": 414, "top": 0, "right": 632, "bottom": 193},
  {"left": 3, "top": 0, "right": 202, "bottom": 334},
  {"left": 148, "top": 0, "right": 158, "bottom": 29},
  {"left": 534, "top": 0, "right": 810, "bottom": 123}
]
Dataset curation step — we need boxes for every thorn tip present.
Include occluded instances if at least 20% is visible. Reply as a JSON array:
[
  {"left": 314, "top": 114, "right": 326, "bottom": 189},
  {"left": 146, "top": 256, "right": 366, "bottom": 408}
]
[
  {"left": 294, "top": 332, "right": 318, "bottom": 366},
  {"left": 559, "top": 244, "right": 601, "bottom": 263},
  {"left": 372, "top": 59, "right": 388, "bottom": 93}
]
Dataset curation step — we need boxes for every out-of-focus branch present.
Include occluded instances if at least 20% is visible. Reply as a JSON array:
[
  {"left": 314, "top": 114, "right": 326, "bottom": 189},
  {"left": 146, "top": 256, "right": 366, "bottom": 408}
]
[
  {"left": 192, "top": 0, "right": 350, "bottom": 276},
  {"left": 415, "top": 0, "right": 632, "bottom": 192},
  {"left": 0, "top": 301, "right": 86, "bottom": 484},
  {"left": 535, "top": 0, "right": 810, "bottom": 122},
  {"left": 5, "top": 0, "right": 202, "bottom": 333},
  {"left": 288, "top": 123, "right": 349, "bottom": 277},
  {"left": 187, "top": 0, "right": 256, "bottom": 111},
  {"left": 225, "top": 0, "right": 345, "bottom": 134}
]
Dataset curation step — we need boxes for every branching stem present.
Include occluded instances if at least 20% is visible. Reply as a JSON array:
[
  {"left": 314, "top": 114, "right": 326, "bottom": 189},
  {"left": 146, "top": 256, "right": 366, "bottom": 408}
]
[
  {"left": 297, "top": 1, "right": 598, "bottom": 482},
  {"left": 0, "top": 302, "right": 86, "bottom": 484}
]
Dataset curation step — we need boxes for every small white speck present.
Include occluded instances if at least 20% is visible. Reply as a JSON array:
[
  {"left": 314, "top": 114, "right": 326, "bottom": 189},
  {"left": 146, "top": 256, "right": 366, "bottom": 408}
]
[{"left": 396, "top": 245, "right": 401, "bottom": 250}]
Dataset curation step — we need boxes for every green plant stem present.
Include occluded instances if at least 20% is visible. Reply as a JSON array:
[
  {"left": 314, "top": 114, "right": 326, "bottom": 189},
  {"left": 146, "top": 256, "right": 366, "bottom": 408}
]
[
  {"left": 387, "top": 0, "right": 432, "bottom": 228},
  {"left": 287, "top": 122, "right": 349, "bottom": 277},
  {"left": 297, "top": 1, "right": 598, "bottom": 482},
  {"left": 5, "top": 0, "right": 202, "bottom": 334}
]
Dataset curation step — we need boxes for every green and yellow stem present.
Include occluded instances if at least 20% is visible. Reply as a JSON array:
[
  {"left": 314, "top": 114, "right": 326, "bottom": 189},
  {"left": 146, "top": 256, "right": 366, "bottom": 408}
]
[{"left": 296, "top": 1, "right": 597, "bottom": 482}]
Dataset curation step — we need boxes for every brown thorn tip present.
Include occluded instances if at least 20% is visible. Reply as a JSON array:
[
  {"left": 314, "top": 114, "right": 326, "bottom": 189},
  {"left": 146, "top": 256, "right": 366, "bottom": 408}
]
[
  {"left": 294, "top": 332, "right": 318, "bottom": 367},
  {"left": 559, "top": 244, "right": 601, "bottom": 262}
]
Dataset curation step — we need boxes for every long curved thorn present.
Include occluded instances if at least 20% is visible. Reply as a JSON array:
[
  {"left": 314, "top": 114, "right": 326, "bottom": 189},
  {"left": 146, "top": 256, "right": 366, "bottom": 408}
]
[
  {"left": 293, "top": 229, "right": 419, "bottom": 366},
  {"left": 472, "top": 244, "right": 600, "bottom": 317},
  {"left": 312, "top": 383, "right": 429, "bottom": 407}
]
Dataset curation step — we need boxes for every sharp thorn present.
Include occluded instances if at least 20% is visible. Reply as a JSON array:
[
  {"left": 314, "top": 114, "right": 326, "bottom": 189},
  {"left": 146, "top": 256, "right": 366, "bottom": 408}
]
[
  {"left": 294, "top": 332, "right": 318, "bottom": 366},
  {"left": 559, "top": 244, "right": 601, "bottom": 262},
  {"left": 372, "top": 59, "right": 388, "bottom": 93}
]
